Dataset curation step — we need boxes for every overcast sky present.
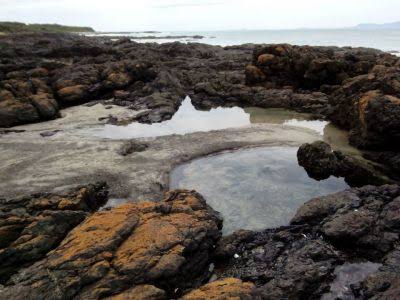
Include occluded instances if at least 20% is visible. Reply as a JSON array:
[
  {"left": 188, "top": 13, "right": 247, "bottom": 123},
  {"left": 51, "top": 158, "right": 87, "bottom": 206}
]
[{"left": 1, "top": 0, "right": 400, "bottom": 31}]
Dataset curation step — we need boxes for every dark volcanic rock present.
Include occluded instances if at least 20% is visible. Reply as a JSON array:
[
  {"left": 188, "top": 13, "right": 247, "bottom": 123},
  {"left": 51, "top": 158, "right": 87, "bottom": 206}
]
[
  {"left": 1, "top": 190, "right": 222, "bottom": 299},
  {"left": 0, "top": 182, "right": 108, "bottom": 283},
  {"left": 292, "top": 185, "right": 400, "bottom": 258},
  {"left": 297, "top": 141, "right": 394, "bottom": 186},
  {"left": 215, "top": 185, "right": 400, "bottom": 299},
  {"left": 328, "top": 65, "right": 400, "bottom": 150},
  {"left": 245, "top": 43, "right": 400, "bottom": 159},
  {"left": 249, "top": 44, "right": 389, "bottom": 89}
]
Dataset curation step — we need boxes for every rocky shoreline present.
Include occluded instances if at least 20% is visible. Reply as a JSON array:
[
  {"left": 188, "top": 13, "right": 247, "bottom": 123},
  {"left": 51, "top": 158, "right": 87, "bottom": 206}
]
[{"left": 1, "top": 33, "right": 400, "bottom": 299}]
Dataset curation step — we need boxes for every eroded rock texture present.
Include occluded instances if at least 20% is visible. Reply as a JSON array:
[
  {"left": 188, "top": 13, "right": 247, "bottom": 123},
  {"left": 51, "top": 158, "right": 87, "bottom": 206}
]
[
  {"left": 3, "top": 34, "right": 399, "bottom": 130},
  {"left": 215, "top": 185, "right": 400, "bottom": 299},
  {"left": 246, "top": 44, "right": 400, "bottom": 153},
  {"left": 0, "top": 182, "right": 108, "bottom": 283},
  {"left": 1, "top": 190, "right": 222, "bottom": 299}
]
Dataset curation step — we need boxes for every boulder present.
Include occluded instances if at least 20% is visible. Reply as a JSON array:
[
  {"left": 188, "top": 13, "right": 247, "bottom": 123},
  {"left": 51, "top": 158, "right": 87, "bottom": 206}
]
[
  {"left": 297, "top": 141, "right": 393, "bottom": 186},
  {"left": 1, "top": 190, "right": 222, "bottom": 299},
  {"left": 0, "top": 182, "right": 108, "bottom": 283}
]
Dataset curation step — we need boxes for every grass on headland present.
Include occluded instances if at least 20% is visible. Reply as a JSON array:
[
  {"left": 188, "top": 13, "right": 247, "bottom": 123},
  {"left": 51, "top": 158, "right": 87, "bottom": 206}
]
[{"left": 0, "top": 22, "right": 95, "bottom": 34}]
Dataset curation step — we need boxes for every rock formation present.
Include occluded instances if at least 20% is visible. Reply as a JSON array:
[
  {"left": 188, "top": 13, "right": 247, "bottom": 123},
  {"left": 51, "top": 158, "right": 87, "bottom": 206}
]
[
  {"left": 215, "top": 184, "right": 400, "bottom": 299},
  {"left": 0, "top": 182, "right": 108, "bottom": 283},
  {"left": 1, "top": 190, "right": 222, "bottom": 299},
  {"left": 297, "top": 141, "right": 394, "bottom": 186}
]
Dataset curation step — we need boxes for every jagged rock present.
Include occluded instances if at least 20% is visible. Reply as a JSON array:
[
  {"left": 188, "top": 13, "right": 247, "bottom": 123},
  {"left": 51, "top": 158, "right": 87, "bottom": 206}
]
[
  {"left": 1, "top": 190, "right": 222, "bottom": 299},
  {"left": 297, "top": 141, "right": 393, "bottom": 186},
  {"left": 215, "top": 226, "right": 345, "bottom": 299},
  {"left": 292, "top": 185, "right": 400, "bottom": 258},
  {"left": 182, "top": 278, "right": 257, "bottom": 299},
  {"left": 249, "top": 44, "right": 388, "bottom": 89},
  {"left": 214, "top": 185, "right": 400, "bottom": 299},
  {"left": 329, "top": 65, "right": 400, "bottom": 151},
  {"left": 0, "top": 182, "right": 108, "bottom": 283}
]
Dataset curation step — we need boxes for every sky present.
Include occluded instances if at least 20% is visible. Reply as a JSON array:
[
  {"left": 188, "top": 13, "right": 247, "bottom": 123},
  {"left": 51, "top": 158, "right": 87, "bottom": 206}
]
[{"left": 1, "top": 0, "right": 400, "bottom": 31}]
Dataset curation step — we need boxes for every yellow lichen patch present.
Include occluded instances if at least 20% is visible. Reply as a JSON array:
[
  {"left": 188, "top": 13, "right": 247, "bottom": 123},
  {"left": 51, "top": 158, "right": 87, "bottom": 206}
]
[
  {"left": 386, "top": 95, "right": 400, "bottom": 105},
  {"left": 245, "top": 65, "right": 266, "bottom": 83},
  {"left": 357, "top": 90, "right": 380, "bottom": 133},
  {"left": 57, "top": 199, "right": 76, "bottom": 210},
  {"left": 48, "top": 204, "right": 139, "bottom": 266},
  {"left": 113, "top": 211, "right": 187, "bottom": 275},
  {"left": 275, "top": 45, "right": 287, "bottom": 55},
  {"left": 57, "top": 84, "right": 87, "bottom": 101},
  {"left": 31, "top": 198, "right": 53, "bottom": 209},
  {"left": 257, "top": 54, "right": 275, "bottom": 65},
  {"left": 107, "top": 72, "right": 131, "bottom": 86},
  {"left": 107, "top": 285, "right": 166, "bottom": 300},
  {"left": 113, "top": 196, "right": 217, "bottom": 280},
  {"left": 182, "top": 278, "right": 255, "bottom": 300}
]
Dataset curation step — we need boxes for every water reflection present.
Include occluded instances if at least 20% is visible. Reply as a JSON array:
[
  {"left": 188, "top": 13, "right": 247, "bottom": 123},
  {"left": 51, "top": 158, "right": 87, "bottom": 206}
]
[
  {"left": 84, "top": 97, "right": 361, "bottom": 157},
  {"left": 170, "top": 147, "right": 349, "bottom": 235},
  {"left": 88, "top": 97, "right": 250, "bottom": 139},
  {"left": 245, "top": 107, "right": 361, "bottom": 156},
  {"left": 245, "top": 107, "right": 327, "bottom": 134}
]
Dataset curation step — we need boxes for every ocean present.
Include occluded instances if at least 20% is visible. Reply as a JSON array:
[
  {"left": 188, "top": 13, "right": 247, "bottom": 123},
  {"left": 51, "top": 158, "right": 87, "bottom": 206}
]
[{"left": 86, "top": 29, "right": 400, "bottom": 54}]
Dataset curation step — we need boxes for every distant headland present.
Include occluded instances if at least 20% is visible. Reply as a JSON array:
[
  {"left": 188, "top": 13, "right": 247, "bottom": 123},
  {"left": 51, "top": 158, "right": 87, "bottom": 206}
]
[
  {"left": 0, "top": 21, "right": 94, "bottom": 34},
  {"left": 353, "top": 21, "right": 400, "bottom": 29}
]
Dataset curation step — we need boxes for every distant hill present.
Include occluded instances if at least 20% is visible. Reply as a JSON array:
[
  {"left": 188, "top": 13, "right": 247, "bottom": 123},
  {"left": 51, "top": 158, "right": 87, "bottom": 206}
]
[
  {"left": 0, "top": 22, "right": 95, "bottom": 33},
  {"left": 353, "top": 21, "right": 400, "bottom": 29}
]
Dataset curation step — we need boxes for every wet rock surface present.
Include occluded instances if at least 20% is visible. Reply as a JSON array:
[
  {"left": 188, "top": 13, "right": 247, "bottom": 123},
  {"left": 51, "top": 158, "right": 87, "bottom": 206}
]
[
  {"left": 1, "top": 190, "right": 222, "bottom": 299},
  {"left": 0, "top": 182, "right": 108, "bottom": 283},
  {"left": 214, "top": 184, "right": 400, "bottom": 299}
]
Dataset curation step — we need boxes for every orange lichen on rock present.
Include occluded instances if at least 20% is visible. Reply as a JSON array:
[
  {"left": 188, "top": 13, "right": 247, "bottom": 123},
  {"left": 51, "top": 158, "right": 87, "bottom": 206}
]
[
  {"left": 107, "top": 285, "right": 166, "bottom": 300},
  {"left": 182, "top": 278, "right": 256, "bottom": 300},
  {"left": 48, "top": 203, "right": 140, "bottom": 266},
  {"left": 57, "top": 84, "right": 88, "bottom": 102},
  {"left": 1, "top": 190, "right": 222, "bottom": 299},
  {"left": 357, "top": 90, "right": 380, "bottom": 133},
  {"left": 0, "top": 182, "right": 108, "bottom": 283},
  {"left": 245, "top": 65, "right": 266, "bottom": 84},
  {"left": 257, "top": 53, "right": 275, "bottom": 65}
]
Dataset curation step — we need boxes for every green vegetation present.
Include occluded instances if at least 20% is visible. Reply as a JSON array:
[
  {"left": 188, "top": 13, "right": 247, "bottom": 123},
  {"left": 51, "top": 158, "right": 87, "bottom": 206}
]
[{"left": 0, "top": 22, "right": 95, "bottom": 34}]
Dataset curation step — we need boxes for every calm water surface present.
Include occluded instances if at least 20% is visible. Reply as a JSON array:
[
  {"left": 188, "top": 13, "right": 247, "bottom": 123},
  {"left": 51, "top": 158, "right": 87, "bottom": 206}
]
[
  {"left": 86, "top": 97, "right": 250, "bottom": 139},
  {"left": 86, "top": 98, "right": 359, "bottom": 157},
  {"left": 170, "top": 147, "right": 349, "bottom": 235},
  {"left": 86, "top": 29, "right": 400, "bottom": 52}
]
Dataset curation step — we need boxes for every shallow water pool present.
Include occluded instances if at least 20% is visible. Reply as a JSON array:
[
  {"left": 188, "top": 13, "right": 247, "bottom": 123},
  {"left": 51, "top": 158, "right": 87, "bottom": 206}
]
[
  {"left": 86, "top": 97, "right": 250, "bottom": 139},
  {"left": 170, "top": 146, "right": 349, "bottom": 235},
  {"left": 84, "top": 98, "right": 360, "bottom": 156}
]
